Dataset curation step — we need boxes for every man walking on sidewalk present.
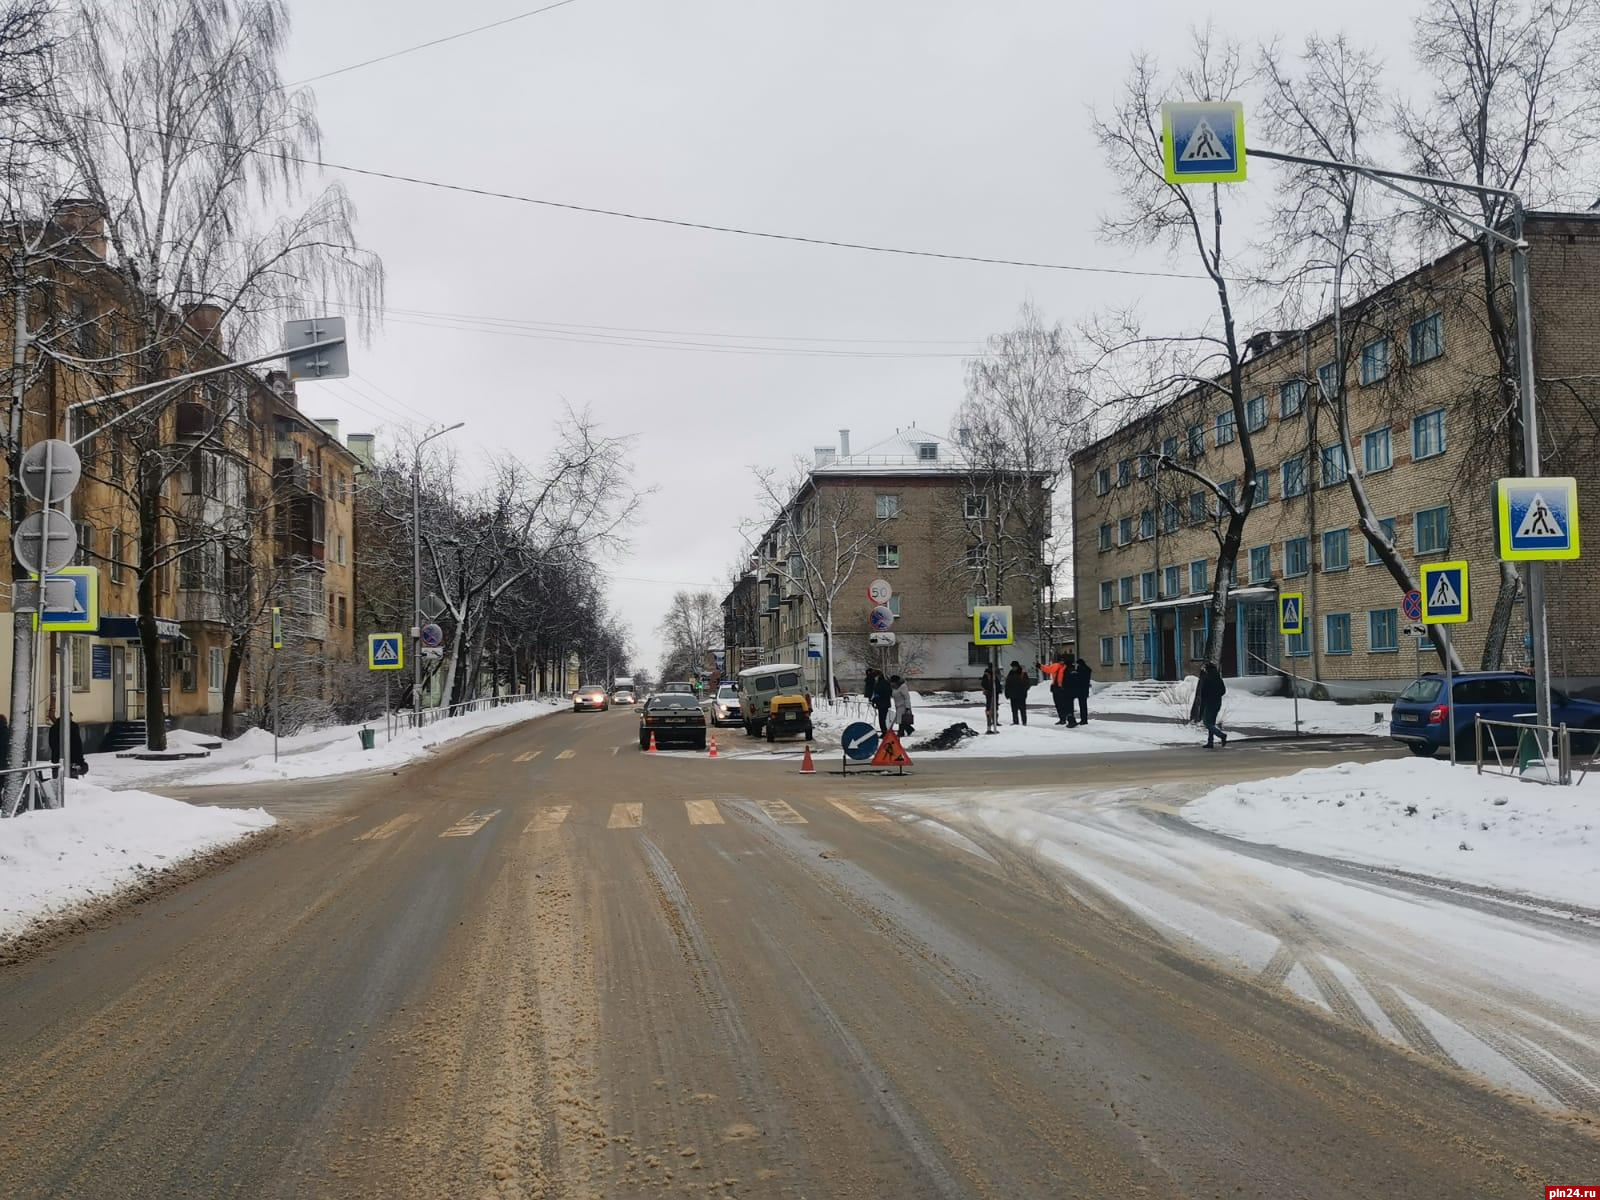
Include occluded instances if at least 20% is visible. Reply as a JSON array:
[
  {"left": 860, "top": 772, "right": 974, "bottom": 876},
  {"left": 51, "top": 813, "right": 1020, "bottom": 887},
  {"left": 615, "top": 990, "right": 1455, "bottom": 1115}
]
[
  {"left": 1071, "top": 654, "right": 1092, "bottom": 725},
  {"left": 1004, "top": 661, "right": 1031, "bottom": 726}
]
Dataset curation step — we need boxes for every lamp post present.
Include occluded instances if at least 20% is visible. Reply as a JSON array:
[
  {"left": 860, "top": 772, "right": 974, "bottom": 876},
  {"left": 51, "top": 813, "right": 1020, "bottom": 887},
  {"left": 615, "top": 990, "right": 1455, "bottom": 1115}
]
[{"left": 413, "top": 423, "right": 464, "bottom": 709}]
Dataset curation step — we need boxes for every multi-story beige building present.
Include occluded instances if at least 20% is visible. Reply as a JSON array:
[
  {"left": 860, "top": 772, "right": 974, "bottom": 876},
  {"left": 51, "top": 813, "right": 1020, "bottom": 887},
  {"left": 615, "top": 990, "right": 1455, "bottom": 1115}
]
[
  {"left": 1071, "top": 211, "right": 1600, "bottom": 700},
  {"left": 729, "top": 427, "right": 1049, "bottom": 692}
]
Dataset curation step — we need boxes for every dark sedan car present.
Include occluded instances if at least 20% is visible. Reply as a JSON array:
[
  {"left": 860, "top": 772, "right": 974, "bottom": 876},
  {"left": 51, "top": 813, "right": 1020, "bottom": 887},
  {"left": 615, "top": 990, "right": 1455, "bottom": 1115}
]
[{"left": 640, "top": 692, "right": 708, "bottom": 750}]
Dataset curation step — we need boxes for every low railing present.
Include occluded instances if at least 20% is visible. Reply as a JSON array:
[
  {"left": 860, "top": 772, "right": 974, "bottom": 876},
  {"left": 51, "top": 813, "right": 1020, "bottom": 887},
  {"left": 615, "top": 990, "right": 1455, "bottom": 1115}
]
[
  {"left": 390, "top": 691, "right": 538, "bottom": 736},
  {"left": 0, "top": 762, "right": 73, "bottom": 815},
  {"left": 1474, "top": 715, "right": 1573, "bottom": 785}
]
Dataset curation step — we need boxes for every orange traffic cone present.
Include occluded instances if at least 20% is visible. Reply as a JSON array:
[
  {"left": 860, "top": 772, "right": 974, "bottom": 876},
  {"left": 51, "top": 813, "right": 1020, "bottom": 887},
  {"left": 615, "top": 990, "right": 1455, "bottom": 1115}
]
[
  {"left": 648, "top": 730, "right": 658, "bottom": 754},
  {"left": 708, "top": 735, "right": 719, "bottom": 759},
  {"left": 799, "top": 744, "right": 815, "bottom": 774}
]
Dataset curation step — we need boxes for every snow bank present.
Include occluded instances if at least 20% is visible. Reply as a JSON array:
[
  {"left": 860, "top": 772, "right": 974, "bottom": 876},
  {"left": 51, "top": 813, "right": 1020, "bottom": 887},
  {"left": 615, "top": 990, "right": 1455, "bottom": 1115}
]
[
  {"left": 1185, "top": 758, "right": 1600, "bottom": 907},
  {"left": 0, "top": 783, "right": 274, "bottom": 940},
  {"left": 1093, "top": 675, "right": 1387, "bottom": 735}
]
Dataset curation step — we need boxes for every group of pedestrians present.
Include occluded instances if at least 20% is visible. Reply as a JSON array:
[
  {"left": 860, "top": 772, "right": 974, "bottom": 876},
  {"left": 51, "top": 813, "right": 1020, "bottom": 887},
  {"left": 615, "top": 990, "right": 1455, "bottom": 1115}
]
[
  {"left": 862, "top": 668, "right": 915, "bottom": 738},
  {"left": 978, "top": 655, "right": 1091, "bottom": 732}
]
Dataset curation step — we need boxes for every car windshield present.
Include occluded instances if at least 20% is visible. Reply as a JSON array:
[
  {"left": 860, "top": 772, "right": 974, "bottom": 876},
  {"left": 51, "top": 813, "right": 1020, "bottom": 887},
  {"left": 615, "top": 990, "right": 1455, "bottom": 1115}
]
[
  {"left": 1397, "top": 678, "right": 1441, "bottom": 703},
  {"left": 647, "top": 695, "right": 700, "bottom": 711},
  {"left": 717, "top": 685, "right": 737, "bottom": 699}
]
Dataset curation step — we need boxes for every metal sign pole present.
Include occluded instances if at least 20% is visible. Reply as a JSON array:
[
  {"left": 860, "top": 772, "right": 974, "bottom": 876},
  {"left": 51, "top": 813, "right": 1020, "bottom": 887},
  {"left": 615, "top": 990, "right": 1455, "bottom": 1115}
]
[
  {"left": 57, "top": 495, "right": 72, "bottom": 807},
  {"left": 273, "top": 650, "right": 280, "bottom": 763},
  {"left": 385, "top": 677, "right": 391, "bottom": 745},
  {"left": 1444, "top": 625, "right": 1456, "bottom": 768}
]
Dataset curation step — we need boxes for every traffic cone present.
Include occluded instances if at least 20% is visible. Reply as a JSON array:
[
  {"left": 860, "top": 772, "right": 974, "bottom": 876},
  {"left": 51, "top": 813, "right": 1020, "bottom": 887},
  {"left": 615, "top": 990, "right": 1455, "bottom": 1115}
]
[
  {"left": 648, "top": 730, "right": 658, "bottom": 754},
  {"left": 800, "top": 745, "right": 815, "bottom": 774},
  {"left": 708, "top": 735, "right": 719, "bottom": 759}
]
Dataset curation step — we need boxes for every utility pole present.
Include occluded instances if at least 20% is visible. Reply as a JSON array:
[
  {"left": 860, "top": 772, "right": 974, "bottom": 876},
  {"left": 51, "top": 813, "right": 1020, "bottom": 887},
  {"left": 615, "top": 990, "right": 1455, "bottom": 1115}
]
[{"left": 412, "top": 422, "right": 464, "bottom": 711}]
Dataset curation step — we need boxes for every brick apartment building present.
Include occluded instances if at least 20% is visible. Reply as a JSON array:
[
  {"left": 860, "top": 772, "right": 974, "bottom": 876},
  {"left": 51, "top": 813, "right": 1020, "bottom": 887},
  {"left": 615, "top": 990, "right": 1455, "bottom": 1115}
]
[
  {"left": 1071, "top": 211, "right": 1600, "bottom": 700},
  {"left": 727, "top": 427, "right": 1050, "bottom": 692}
]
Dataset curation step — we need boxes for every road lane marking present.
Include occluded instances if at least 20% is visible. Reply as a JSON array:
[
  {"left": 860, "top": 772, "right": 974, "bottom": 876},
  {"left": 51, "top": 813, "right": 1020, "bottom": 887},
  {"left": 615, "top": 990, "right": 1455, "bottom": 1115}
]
[
  {"left": 757, "top": 799, "right": 807, "bottom": 825},
  {"left": 607, "top": 802, "right": 642, "bottom": 828},
  {"left": 353, "top": 812, "right": 421, "bottom": 841},
  {"left": 476, "top": 752, "right": 503, "bottom": 765},
  {"left": 513, "top": 750, "right": 542, "bottom": 763},
  {"left": 526, "top": 805, "right": 570, "bottom": 832},
  {"left": 611, "top": 746, "right": 621, "bottom": 756},
  {"left": 685, "top": 800, "right": 724, "bottom": 825},
  {"left": 440, "top": 808, "right": 500, "bottom": 838},
  {"left": 556, "top": 749, "right": 577, "bottom": 760},
  {"left": 829, "top": 798, "right": 889, "bottom": 823}
]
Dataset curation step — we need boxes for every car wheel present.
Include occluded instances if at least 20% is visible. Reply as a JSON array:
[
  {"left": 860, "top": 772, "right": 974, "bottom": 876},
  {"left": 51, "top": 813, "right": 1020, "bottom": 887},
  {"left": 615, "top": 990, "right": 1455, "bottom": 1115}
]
[
  {"left": 765, "top": 725, "right": 775, "bottom": 742},
  {"left": 695, "top": 735, "right": 707, "bottom": 750},
  {"left": 639, "top": 733, "right": 649, "bottom": 750},
  {"left": 1407, "top": 743, "right": 1436, "bottom": 758},
  {"left": 803, "top": 728, "right": 813, "bottom": 742}
]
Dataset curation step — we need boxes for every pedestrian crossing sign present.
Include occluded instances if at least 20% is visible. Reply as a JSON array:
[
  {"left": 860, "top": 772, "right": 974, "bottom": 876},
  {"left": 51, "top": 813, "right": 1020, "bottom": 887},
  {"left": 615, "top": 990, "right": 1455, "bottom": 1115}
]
[
  {"left": 1161, "top": 101, "right": 1248, "bottom": 184},
  {"left": 1495, "top": 475, "right": 1579, "bottom": 561},
  {"left": 368, "top": 633, "right": 405, "bottom": 671},
  {"left": 1420, "top": 561, "right": 1469, "bottom": 624},
  {"left": 1278, "top": 591, "right": 1304, "bottom": 636},
  {"left": 972, "top": 604, "right": 1014, "bottom": 645}
]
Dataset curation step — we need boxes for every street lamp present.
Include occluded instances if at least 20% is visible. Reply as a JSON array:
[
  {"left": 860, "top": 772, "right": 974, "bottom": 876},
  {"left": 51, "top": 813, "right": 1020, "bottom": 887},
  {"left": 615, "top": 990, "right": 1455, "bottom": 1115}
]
[{"left": 413, "top": 422, "right": 464, "bottom": 707}]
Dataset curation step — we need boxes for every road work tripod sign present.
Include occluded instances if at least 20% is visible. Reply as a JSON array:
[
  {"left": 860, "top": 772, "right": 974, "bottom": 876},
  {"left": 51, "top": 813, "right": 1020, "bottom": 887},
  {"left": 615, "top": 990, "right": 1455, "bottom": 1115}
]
[
  {"left": 972, "top": 604, "right": 1014, "bottom": 645},
  {"left": 1421, "top": 561, "right": 1469, "bottom": 624},
  {"left": 1495, "top": 475, "right": 1580, "bottom": 561},
  {"left": 870, "top": 729, "right": 913, "bottom": 771},
  {"left": 1278, "top": 592, "right": 1304, "bottom": 637},
  {"left": 1161, "top": 101, "right": 1247, "bottom": 184},
  {"left": 368, "top": 633, "right": 405, "bottom": 671}
]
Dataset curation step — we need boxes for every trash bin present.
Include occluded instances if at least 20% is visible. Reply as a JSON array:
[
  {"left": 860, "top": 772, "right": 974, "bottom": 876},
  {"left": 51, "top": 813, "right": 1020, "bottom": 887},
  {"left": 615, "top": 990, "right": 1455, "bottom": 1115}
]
[{"left": 358, "top": 727, "right": 376, "bottom": 751}]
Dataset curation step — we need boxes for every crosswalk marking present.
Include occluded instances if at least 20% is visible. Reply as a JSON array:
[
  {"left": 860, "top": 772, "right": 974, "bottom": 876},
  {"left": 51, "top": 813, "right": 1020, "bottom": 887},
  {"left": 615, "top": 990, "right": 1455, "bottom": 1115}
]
[
  {"left": 685, "top": 800, "right": 724, "bottom": 825},
  {"left": 757, "top": 799, "right": 807, "bottom": 825},
  {"left": 556, "top": 749, "right": 577, "bottom": 760},
  {"left": 476, "top": 752, "right": 503, "bottom": 765},
  {"left": 526, "top": 805, "right": 570, "bottom": 832},
  {"left": 353, "top": 812, "right": 421, "bottom": 842},
  {"left": 608, "top": 802, "right": 642, "bottom": 828},
  {"left": 440, "top": 808, "right": 500, "bottom": 838},
  {"left": 829, "top": 798, "right": 888, "bottom": 823},
  {"left": 513, "top": 750, "right": 542, "bottom": 763}
]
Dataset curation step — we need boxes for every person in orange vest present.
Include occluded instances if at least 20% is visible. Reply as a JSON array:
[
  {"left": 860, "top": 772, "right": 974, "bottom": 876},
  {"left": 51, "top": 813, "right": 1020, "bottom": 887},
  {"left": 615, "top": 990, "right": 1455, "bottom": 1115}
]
[{"left": 1038, "top": 655, "right": 1076, "bottom": 727}]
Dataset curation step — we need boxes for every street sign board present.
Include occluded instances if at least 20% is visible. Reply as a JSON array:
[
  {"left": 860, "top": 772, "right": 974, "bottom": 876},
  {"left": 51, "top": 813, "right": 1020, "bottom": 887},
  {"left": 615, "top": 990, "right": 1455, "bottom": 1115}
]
[
  {"left": 869, "top": 605, "right": 894, "bottom": 632},
  {"left": 19, "top": 439, "right": 82, "bottom": 503},
  {"left": 867, "top": 578, "right": 892, "bottom": 606},
  {"left": 271, "top": 606, "right": 283, "bottom": 650},
  {"left": 1495, "top": 475, "right": 1580, "bottom": 561},
  {"left": 419, "top": 646, "right": 444, "bottom": 660},
  {"left": 368, "top": 632, "right": 405, "bottom": 670},
  {"left": 842, "top": 721, "right": 880, "bottom": 762},
  {"left": 420, "top": 621, "right": 444, "bottom": 648},
  {"left": 806, "top": 633, "right": 825, "bottom": 658},
  {"left": 870, "top": 730, "right": 913, "bottom": 769},
  {"left": 12, "top": 576, "right": 73, "bottom": 614},
  {"left": 13, "top": 509, "right": 77, "bottom": 574},
  {"left": 1278, "top": 592, "right": 1304, "bottom": 636},
  {"left": 867, "top": 632, "right": 897, "bottom": 646},
  {"left": 1404, "top": 622, "right": 1427, "bottom": 638},
  {"left": 1161, "top": 101, "right": 1247, "bottom": 184},
  {"left": 284, "top": 316, "right": 349, "bottom": 381},
  {"left": 1421, "top": 561, "right": 1469, "bottom": 624},
  {"left": 36, "top": 567, "right": 99, "bottom": 632},
  {"left": 972, "top": 604, "right": 1014, "bottom": 645},
  {"left": 1402, "top": 589, "right": 1423, "bottom": 622}
]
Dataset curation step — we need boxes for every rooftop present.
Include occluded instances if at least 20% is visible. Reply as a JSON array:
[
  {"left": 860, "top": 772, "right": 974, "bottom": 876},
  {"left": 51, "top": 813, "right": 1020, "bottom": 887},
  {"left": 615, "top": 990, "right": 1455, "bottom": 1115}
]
[{"left": 811, "top": 426, "right": 967, "bottom": 475}]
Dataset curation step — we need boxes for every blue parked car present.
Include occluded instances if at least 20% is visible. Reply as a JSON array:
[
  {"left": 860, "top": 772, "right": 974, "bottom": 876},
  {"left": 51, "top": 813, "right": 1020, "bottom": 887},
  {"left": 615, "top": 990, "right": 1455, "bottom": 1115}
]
[{"left": 1389, "top": 670, "right": 1600, "bottom": 757}]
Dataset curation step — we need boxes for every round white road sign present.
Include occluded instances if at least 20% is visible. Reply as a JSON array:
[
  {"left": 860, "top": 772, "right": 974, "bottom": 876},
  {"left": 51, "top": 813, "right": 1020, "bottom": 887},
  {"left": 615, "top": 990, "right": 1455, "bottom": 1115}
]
[{"left": 868, "top": 578, "right": 892, "bottom": 605}]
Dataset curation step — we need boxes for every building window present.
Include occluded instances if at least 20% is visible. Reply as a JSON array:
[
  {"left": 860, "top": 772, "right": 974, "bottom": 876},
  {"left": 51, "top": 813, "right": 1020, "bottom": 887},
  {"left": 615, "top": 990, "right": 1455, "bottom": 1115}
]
[
  {"left": 74, "top": 521, "right": 94, "bottom": 567},
  {"left": 1409, "top": 311, "right": 1443, "bottom": 364},
  {"left": 1282, "top": 455, "right": 1307, "bottom": 498},
  {"left": 1217, "top": 479, "right": 1236, "bottom": 514},
  {"left": 1099, "top": 636, "right": 1114, "bottom": 666},
  {"left": 1117, "top": 458, "right": 1131, "bottom": 487},
  {"left": 1119, "top": 634, "right": 1133, "bottom": 665},
  {"left": 888, "top": 595, "right": 902, "bottom": 617},
  {"left": 876, "top": 543, "right": 899, "bottom": 569},
  {"left": 1118, "top": 516, "right": 1133, "bottom": 546},
  {"left": 1098, "top": 523, "right": 1112, "bottom": 552},
  {"left": 1187, "top": 424, "right": 1205, "bottom": 458},
  {"left": 1139, "top": 510, "right": 1154, "bottom": 540},
  {"left": 1322, "top": 528, "right": 1349, "bottom": 572},
  {"left": 1320, "top": 443, "right": 1349, "bottom": 486},
  {"left": 1162, "top": 501, "right": 1179, "bottom": 533},
  {"left": 1316, "top": 360, "right": 1339, "bottom": 400},
  {"left": 1413, "top": 409, "right": 1446, "bottom": 460},
  {"left": 337, "top": 534, "right": 347, "bottom": 565},
  {"left": 1188, "top": 491, "right": 1207, "bottom": 525},
  {"left": 1284, "top": 537, "right": 1309, "bottom": 577},
  {"left": 876, "top": 494, "right": 900, "bottom": 519},
  {"left": 1163, "top": 564, "right": 1181, "bottom": 597},
  {"left": 1286, "top": 629, "right": 1310, "bottom": 657},
  {"left": 917, "top": 442, "right": 938, "bottom": 461},
  {"left": 1279, "top": 379, "right": 1305, "bottom": 418},
  {"left": 1251, "top": 468, "right": 1269, "bottom": 508},
  {"left": 1137, "top": 452, "right": 1154, "bottom": 479},
  {"left": 965, "top": 545, "right": 989, "bottom": 571},
  {"left": 180, "top": 541, "right": 206, "bottom": 591},
  {"left": 1099, "top": 580, "right": 1114, "bottom": 611},
  {"left": 208, "top": 646, "right": 224, "bottom": 691},
  {"left": 1190, "top": 558, "right": 1209, "bottom": 594},
  {"left": 1161, "top": 436, "right": 1178, "bottom": 460},
  {"left": 1415, "top": 505, "right": 1450, "bottom": 554},
  {"left": 1215, "top": 410, "right": 1236, "bottom": 445},
  {"left": 1358, "top": 337, "right": 1391, "bottom": 386},
  {"left": 1140, "top": 571, "right": 1156, "bottom": 602},
  {"left": 338, "top": 595, "right": 348, "bottom": 628},
  {"left": 1245, "top": 393, "right": 1267, "bottom": 432},
  {"left": 1095, "top": 467, "right": 1110, "bottom": 496},
  {"left": 1365, "top": 516, "right": 1396, "bottom": 564},
  {"left": 1363, "top": 427, "right": 1392, "bottom": 474},
  {"left": 1119, "top": 576, "right": 1135, "bottom": 605},
  {"left": 967, "top": 641, "right": 990, "bottom": 666},
  {"left": 71, "top": 637, "right": 90, "bottom": 692},
  {"left": 1325, "top": 613, "right": 1352, "bottom": 655},
  {"left": 1370, "top": 609, "right": 1399, "bottom": 653},
  {"left": 963, "top": 494, "right": 987, "bottom": 520},
  {"left": 1249, "top": 545, "right": 1271, "bottom": 583}
]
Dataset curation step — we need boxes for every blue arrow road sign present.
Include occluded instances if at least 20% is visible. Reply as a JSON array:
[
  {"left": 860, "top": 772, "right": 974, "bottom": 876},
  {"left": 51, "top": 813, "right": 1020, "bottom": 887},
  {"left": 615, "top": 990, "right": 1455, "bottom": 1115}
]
[{"left": 842, "top": 721, "right": 880, "bottom": 762}]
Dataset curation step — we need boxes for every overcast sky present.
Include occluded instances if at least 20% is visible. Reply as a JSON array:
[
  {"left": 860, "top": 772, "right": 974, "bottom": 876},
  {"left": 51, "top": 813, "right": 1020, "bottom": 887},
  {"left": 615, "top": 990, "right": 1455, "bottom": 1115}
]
[{"left": 280, "top": 0, "right": 1404, "bottom": 671}]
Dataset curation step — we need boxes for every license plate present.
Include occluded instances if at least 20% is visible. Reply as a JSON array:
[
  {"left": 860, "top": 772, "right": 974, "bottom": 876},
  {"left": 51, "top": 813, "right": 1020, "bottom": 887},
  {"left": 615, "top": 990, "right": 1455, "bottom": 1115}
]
[
  {"left": 1400, "top": 713, "right": 1419, "bottom": 724},
  {"left": 665, "top": 717, "right": 688, "bottom": 724}
]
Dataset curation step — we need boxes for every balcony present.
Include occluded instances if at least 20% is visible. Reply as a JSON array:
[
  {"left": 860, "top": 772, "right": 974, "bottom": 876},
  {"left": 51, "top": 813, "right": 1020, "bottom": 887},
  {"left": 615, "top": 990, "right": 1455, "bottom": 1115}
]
[
  {"left": 274, "top": 457, "right": 312, "bottom": 494},
  {"left": 275, "top": 492, "right": 326, "bottom": 564},
  {"left": 175, "top": 401, "right": 208, "bottom": 441},
  {"left": 177, "top": 588, "right": 226, "bottom": 625}
]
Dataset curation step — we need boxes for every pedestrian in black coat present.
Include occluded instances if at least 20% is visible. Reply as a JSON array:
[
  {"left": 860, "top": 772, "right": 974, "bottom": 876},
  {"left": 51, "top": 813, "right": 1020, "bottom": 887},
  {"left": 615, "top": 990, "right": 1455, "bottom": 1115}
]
[
  {"left": 870, "top": 671, "right": 893, "bottom": 734},
  {"left": 1004, "top": 661, "right": 1031, "bottom": 726},
  {"left": 980, "top": 666, "right": 998, "bottom": 732},
  {"left": 1196, "top": 662, "right": 1228, "bottom": 749},
  {"left": 1072, "top": 657, "right": 1092, "bottom": 724}
]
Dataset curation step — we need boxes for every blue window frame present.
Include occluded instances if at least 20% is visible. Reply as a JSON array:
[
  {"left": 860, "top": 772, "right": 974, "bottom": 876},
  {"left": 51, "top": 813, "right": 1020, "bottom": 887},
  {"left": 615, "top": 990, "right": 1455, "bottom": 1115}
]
[
  {"left": 1413, "top": 409, "right": 1446, "bottom": 460},
  {"left": 1252, "top": 468, "right": 1269, "bottom": 508},
  {"left": 1282, "top": 454, "right": 1307, "bottom": 498},
  {"left": 1284, "top": 536, "right": 1309, "bottom": 577},
  {"left": 1279, "top": 379, "right": 1305, "bottom": 417},
  {"left": 1118, "top": 516, "right": 1133, "bottom": 545},
  {"left": 1217, "top": 479, "right": 1236, "bottom": 514},
  {"left": 1366, "top": 517, "right": 1396, "bottom": 564},
  {"left": 1316, "top": 360, "right": 1339, "bottom": 400},
  {"left": 1098, "top": 522, "right": 1112, "bottom": 552},
  {"left": 1286, "top": 629, "right": 1310, "bottom": 657},
  {"left": 1326, "top": 613, "right": 1352, "bottom": 655},
  {"left": 1322, "top": 527, "right": 1349, "bottom": 572},
  {"left": 1138, "top": 452, "right": 1154, "bottom": 479},
  {"left": 1249, "top": 545, "right": 1271, "bottom": 583},
  {"left": 1139, "top": 510, "right": 1155, "bottom": 539},
  {"left": 1161, "top": 436, "right": 1178, "bottom": 460},
  {"left": 1358, "top": 337, "right": 1390, "bottom": 386},
  {"left": 1117, "top": 458, "right": 1131, "bottom": 487},
  {"left": 1119, "top": 575, "right": 1135, "bottom": 605},
  {"left": 1119, "top": 634, "right": 1133, "bottom": 665},
  {"left": 1189, "top": 558, "right": 1208, "bottom": 594},
  {"left": 1369, "top": 608, "right": 1398, "bottom": 653},
  {"left": 1215, "top": 410, "right": 1236, "bottom": 445},
  {"left": 1415, "top": 505, "right": 1449, "bottom": 554},
  {"left": 1140, "top": 570, "right": 1156, "bottom": 601},
  {"left": 1187, "top": 424, "right": 1205, "bottom": 458},
  {"left": 1320, "top": 443, "right": 1349, "bottom": 486},
  {"left": 1162, "top": 501, "right": 1180, "bottom": 533},
  {"left": 1409, "top": 311, "right": 1443, "bottom": 364},
  {"left": 1188, "top": 491, "right": 1207, "bottom": 524},
  {"left": 1099, "top": 636, "right": 1114, "bottom": 665},
  {"left": 1094, "top": 466, "right": 1110, "bottom": 495},
  {"left": 1245, "top": 393, "right": 1267, "bottom": 432},
  {"left": 1363, "top": 427, "right": 1392, "bottom": 473},
  {"left": 1099, "top": 580, "right": 1114, "bottom": 610},
  {"left": 1163, "top": 564, "right": 1181, "bottom": 597}
]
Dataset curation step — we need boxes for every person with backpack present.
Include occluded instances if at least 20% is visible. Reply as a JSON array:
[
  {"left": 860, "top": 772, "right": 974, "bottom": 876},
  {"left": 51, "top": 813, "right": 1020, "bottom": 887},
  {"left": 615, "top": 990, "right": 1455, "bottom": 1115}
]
[
  {"left": 1071, "top": 655, "right": 1092, "bottom": 725},
  {"left": 889, "top": 675, "right": 914, "bottom": 738},
  {"left": 1004, "top": 661, "right": 1031, "bottom": 725},
  {"left": 1197, "top": 661, "right": 1228, "bottom": 749}
]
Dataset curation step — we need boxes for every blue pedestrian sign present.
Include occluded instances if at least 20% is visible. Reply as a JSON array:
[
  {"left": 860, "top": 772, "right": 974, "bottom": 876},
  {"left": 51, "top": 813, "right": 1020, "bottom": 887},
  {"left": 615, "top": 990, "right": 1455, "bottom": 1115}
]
[
  {"left": 1278, "top": 592, "right": 1304, "bottom": 636},
  {"left": 1420, "top": 561, "right": 1469, "bottom": 625},
  {"left": 1161, "top": 101, "right": 1247, "bottom": 184},
  {"left": 1496, "top": 475, "right": 1579, "bottom": 561},
  {"left": 368, "top": 633, "right": 405, "bottom": 671},
  {"left": 35, "top": 566, "right": 99, "bottom": 633},
  {"left": 972, "top": 604, "right": 1014, "bottom": 646}
]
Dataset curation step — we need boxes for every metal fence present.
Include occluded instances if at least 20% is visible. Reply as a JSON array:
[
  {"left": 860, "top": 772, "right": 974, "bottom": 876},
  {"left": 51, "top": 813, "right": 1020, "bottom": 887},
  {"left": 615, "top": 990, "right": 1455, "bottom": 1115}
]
[
  {"left": 389, "top": 691, "right": 541, "bottom": 736},
  {"left": 0, "top": 762, "right": 71, "bottom": 815},
  {"left": 1473, "top": 715, "right": 1575, "bottom": 785}
]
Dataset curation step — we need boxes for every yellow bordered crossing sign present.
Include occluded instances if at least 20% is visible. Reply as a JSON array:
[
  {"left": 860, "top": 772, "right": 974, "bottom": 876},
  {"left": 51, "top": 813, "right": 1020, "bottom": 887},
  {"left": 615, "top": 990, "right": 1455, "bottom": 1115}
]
[
  {"left": 33, "top": 566, "right": 99, "bottom": 633},
  {"left": 1161, "top": 101, "right": 1248, "bottom": 184},
  {"left": 1495, "top": 475, "right": 1579, "bottom": 561},
  {"left": 972, "top": 605, "right": 1014, "bottom": 646},
  {"left": 1420, "top": 561, "right": 1469, "bottom": 624},
  {"left": 368, "top": 632, "right": 405, "bottom": 671},
  {"left": 1278, "top": 591, "right": 1304, "bottom": 636}
]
